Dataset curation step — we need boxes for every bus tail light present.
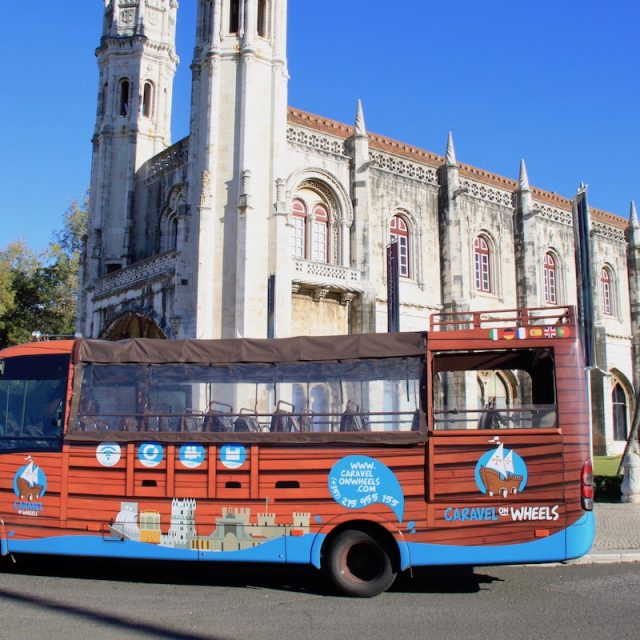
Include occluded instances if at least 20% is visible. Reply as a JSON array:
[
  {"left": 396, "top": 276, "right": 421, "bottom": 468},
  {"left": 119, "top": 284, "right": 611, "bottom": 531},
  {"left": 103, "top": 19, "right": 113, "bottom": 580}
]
[{"left": 581, "top": 458, "right": 594, "bottom": 511}]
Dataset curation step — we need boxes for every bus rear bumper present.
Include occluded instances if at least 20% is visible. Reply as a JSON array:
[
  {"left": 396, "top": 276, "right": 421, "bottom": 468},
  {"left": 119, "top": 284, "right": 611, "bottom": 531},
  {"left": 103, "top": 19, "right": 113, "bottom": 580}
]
[
  {"left": 565, "top": 510, "right": 595, "bottom": 560},
  {"left": 404, "top": 512, "right": 596, "bottom": 568}
]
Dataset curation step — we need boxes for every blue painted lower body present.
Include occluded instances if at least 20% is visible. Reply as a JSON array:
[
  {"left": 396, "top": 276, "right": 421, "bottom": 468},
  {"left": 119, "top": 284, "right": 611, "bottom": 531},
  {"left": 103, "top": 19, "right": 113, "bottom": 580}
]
[
  {"left": 405, "top": 511, "right": 595, "bottom": 567},
  {"left": 2, "top": 512, "right": 594, "bottom": 569}
]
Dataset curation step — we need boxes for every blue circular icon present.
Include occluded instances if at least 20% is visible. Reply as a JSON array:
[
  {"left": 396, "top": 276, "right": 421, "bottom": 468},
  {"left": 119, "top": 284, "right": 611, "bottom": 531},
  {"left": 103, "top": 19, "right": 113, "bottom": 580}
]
[
  {"left": 96, "top": 442, "right": 122, "bottom": 467},
  {"left": 13, "top": 459, "right": 47, "bottom": 499},
  {"left": 138, "top": 442, "right": 164, "bottom": 468},
  {"left": 475, "top": 444, "right": 528, "bottom": 497},
  {"left": 220, "top": 444, "right": 246, "bottom": 469},
  {"left": 179, "top": 444, "right": 206, "bottom": 469}
]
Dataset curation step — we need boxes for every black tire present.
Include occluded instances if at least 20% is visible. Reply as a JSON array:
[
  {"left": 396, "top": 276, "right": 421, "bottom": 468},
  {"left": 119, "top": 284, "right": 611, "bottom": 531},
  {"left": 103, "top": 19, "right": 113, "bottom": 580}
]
[{"left": 325, "top": 529, "right": 396, "bottom": 597}]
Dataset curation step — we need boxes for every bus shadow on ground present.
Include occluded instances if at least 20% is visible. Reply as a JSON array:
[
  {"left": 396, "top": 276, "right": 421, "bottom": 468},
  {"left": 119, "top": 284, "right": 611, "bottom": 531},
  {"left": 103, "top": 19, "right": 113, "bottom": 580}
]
[{"left": 4, "top": 554, "right": 501, "bottom": 596}]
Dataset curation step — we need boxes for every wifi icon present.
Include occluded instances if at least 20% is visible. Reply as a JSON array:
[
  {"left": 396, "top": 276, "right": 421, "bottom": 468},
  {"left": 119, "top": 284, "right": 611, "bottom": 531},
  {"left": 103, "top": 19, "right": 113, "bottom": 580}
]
[{"left": 96, "top": 442, "right": 122, "bottom": 467}]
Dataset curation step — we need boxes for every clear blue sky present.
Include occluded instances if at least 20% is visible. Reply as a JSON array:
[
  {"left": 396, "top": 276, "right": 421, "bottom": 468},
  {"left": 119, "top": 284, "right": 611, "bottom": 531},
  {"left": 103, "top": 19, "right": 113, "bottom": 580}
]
[{"left": 1, "top": 1, "right": 638, "bottom": 252}]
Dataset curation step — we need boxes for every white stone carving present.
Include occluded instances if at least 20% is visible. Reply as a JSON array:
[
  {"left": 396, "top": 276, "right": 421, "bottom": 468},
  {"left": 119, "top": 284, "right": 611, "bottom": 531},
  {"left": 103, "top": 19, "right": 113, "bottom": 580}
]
[
  {"left": 95, "top": 252, "right": 175, "bottom": 296},
  {"left": 287, "top": 127, "right": 347, "bottom": 158},
  {"left": 459, "top": 179, "right": 513, "bottom": 207},
  {"left": 369, "top": 152, "right": 438, "bottom": 185},
  {"left": 293, "top": 259, "right": 361, "bottom": 292},
  {"left": 536, "top": 203, "right": 573, "bottom": 226}
]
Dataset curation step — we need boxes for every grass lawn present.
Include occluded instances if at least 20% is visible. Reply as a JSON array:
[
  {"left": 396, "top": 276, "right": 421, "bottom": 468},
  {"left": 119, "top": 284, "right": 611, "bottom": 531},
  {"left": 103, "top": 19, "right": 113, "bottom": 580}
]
[{"left": 594, "top": 455, "right": 622, "bottom": 477}]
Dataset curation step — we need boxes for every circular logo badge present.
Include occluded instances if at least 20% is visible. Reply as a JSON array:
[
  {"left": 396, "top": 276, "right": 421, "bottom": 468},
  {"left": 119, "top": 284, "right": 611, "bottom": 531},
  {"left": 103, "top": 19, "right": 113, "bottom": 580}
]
[
  {"left": 179, "top": 444, "right": 206, "bottom": 469},
  {"left": 138, "top": 442, "right": 164, "bottom": 468},
  {"left": 220, "top": 444, "right": 246, "bottom": 469},
  {"left": 13, "top": 459, "right": 47, "bottom": 499},
  {"left": 475, "top": 443, "right": 528, "bottom": 497},
  {"left": 96, "top": 442, "right": 122, "bottom": 467}
]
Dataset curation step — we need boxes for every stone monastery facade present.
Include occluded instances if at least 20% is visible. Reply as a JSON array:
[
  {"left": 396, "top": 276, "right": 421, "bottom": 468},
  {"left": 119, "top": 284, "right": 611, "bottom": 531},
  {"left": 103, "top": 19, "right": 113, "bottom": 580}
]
[{"left": 79, "top": 0, "right": 640, "bottom": 456}]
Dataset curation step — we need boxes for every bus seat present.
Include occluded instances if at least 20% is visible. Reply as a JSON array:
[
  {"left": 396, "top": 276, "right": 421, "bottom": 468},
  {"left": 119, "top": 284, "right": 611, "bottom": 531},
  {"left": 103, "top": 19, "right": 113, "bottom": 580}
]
[
  {"left": 477, "top": 398, "right": 503, "bottom": 430},
  {"left": 180, "top": 409, "right": 204, "bottom": 433},
  {"left": 534, "top": 408, "right": 557, "bottom": 428},
  {"left": 120, "top": 416, "right": 139, "bottom": 432},
  {"left": 235, "top": 409, "right": 261, "bottom": 432},
  {"left": 204, "top": 401, "right": 234, "bottom": 432},
  {"left": 270, "top": 400, "right": 300, "bottom": 432},
  {"left": 339, "top": 400, "right": 369, "bottom": 432},
  {"left": 299, "top": 410, "right": 314, "bottom": 432}
]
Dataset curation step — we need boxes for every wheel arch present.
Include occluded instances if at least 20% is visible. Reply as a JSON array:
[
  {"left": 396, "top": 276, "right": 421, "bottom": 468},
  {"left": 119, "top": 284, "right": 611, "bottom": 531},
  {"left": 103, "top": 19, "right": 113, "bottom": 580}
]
[{"left": 310, "top": 516, "right": 409, "bottom": 571}]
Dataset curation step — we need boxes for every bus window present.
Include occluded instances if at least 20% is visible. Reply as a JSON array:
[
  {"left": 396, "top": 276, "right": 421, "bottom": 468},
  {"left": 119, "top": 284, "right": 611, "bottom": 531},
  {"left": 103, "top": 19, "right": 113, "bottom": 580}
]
[
  {"left": 0, "top": 354, "right": 68, "bottom": 452},
  {"left": 70, "top": 356, "right": 424, "bottom": 434},
  {"left": 432, "top": 348, "right": 557, "bottom": 430}
]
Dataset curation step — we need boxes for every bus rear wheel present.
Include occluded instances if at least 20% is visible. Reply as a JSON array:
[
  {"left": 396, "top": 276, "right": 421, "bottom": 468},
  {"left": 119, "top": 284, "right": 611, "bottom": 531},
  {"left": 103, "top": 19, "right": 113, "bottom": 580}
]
[{"left": 325, "top": 529, "right": 396, "bottom": 597}]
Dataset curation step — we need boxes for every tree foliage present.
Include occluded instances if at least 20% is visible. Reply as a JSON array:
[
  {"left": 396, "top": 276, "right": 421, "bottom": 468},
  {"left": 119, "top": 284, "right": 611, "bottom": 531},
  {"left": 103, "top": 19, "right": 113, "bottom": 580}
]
[{"left": 0, "top": 195, "right": 88, "bottom": 348}]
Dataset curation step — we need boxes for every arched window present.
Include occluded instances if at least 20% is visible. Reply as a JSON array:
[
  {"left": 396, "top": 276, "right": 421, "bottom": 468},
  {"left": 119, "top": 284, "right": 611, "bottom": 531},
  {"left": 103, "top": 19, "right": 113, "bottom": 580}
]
[
  {"left": 474, "top": 235, "right": 491, "bottom": 292},
  {"left": 100, "top": 82, "right": 108, "bottom": 117},
  {"left": 257, "top": 0, "right": 267, "bottom": 37},
  {"left": 169, "top": 217, "right": 178, "bottom": 251},
  {"left": 390, "top": 215, "right": 410, "bottom": 278},
  {"left": 543, "top": 252, "right": 557, "bottom": 304},
  {"left": 142, "top": 81, "right": 153, "bottom": 118},
  {"left": 292, "top": 199, "right": 307, "bottom": 258},
  {"left": 311, "top": 204, "right": 329, "bottom": 263},
  {"left": 612, "top": 381, "right": 628, "bottom": 441},
  {"left": 229, "top": 0, "right": 240, "bottom": 33},
  {"left": 119, "top": 79, "right": 130, "bottom": 116},
  {"left": 292, "top": 185, "right": 337, "bottom": 265},
  {"left": 601, "top": 266, "right": 613, "bottom": 315}
]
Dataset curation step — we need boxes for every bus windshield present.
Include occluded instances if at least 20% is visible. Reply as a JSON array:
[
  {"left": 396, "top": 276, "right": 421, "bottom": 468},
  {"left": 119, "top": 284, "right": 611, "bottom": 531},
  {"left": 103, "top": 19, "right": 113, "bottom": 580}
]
[{"left": 0, "top": 354, "right": 68, "bottom": 452}]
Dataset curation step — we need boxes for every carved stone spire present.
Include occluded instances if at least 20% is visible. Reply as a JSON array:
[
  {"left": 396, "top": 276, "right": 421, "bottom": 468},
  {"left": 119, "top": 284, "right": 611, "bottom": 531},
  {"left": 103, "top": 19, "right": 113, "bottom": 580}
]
[
  {"left": 355, "top": 99, "right": 366, "bottom": 137},
  {"left": 630, "top": 201, "right": 639, "bottom": 228},
  {"left": 445, "top": 132, "right": 457, "bottom": 167},
  {"left": 518, "top": 159, "right": 530, "bottom": 191}
]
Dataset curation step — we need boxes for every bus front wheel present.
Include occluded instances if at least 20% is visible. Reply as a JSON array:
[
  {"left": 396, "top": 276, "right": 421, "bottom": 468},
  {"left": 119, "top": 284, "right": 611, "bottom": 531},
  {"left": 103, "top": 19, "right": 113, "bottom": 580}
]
[{"left": 325, "top": 529, "right": 396, "bottom": 597}]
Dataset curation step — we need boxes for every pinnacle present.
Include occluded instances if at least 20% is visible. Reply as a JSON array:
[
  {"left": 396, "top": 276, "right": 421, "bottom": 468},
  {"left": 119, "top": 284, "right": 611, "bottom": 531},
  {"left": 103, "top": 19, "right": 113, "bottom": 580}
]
[
  {"left": 445, "top": 132, "right": 456, "bottom": 167},
  {"left": 355, "top": 99, "right": 366, "bottom": 137},
  {"left": 518, "top": 159, "right": 530, "bottom": 191}
]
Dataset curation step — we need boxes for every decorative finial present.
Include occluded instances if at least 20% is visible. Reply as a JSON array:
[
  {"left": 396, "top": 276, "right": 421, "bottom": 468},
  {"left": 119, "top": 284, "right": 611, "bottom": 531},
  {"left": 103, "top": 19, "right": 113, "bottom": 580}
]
[
  {"left": 445, "top": 132, "right": 457, "bottom": 166},
  {"left": 630, "top": 201, "right": 639, "bottom": 227},
  {"left": 518, "top": 159, "right": 530, "bottom": 191},
  {"left": 355, "top": 99, "right": 366, "bottom": 137}
]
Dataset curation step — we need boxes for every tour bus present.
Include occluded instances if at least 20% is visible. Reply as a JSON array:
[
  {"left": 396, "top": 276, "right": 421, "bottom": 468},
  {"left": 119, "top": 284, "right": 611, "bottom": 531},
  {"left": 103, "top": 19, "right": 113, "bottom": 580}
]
[{"left": 0, "top": 306, "right": 594, "bottom": 596}]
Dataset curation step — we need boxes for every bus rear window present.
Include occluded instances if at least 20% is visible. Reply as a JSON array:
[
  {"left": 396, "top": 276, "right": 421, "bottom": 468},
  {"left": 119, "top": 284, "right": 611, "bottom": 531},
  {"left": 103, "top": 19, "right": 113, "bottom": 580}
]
[
  {"left": 432, "top": 348, "right": 556, "bottom": 430},
  {"left": 0, "top": 354, "right": 68, "bottom": 451}
]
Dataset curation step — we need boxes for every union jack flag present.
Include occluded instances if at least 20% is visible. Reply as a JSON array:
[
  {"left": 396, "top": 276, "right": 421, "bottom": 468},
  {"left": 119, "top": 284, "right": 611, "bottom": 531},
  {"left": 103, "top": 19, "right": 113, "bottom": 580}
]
[{"left": 544, "top": 326, "right": 557, "bottom": 338}]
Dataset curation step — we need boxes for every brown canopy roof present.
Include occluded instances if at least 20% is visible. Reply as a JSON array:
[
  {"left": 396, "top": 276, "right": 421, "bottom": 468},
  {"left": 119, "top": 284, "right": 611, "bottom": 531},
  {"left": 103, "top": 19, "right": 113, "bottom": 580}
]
[{"left": 73, "top": 332, "right": 426, "bottom": 366}]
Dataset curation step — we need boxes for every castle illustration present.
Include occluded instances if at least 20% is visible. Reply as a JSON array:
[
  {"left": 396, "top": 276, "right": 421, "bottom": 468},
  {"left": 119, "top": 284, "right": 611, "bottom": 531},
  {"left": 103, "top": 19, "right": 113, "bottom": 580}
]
[{"left": 111, "top": 498, "right": 311, "bottom": 552}]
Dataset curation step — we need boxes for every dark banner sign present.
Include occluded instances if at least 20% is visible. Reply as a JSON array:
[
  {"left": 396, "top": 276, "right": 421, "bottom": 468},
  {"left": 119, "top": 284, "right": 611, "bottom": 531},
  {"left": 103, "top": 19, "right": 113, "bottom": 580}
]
[
  {"left": 387, "top": 242, "right": 400, "bottom": 332},
  {"left": 573, "top": 187, "right": 594, "bottom": 367},
  {"left": 267, "top": 273, "right": 275, "bottom": 339}
]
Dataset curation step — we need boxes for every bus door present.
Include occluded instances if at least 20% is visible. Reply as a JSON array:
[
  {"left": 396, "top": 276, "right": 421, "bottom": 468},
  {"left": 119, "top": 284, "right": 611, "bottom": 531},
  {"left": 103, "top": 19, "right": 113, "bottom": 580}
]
[{"left": 427, "top": 347, "right": 566, "bottom": 544}]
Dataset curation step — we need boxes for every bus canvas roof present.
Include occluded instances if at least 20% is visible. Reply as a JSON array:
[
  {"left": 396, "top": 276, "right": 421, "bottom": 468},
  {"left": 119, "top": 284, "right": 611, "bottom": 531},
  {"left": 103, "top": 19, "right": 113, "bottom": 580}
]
[{"left": 72, "top": 332, "right": 427, "bottom": 366}]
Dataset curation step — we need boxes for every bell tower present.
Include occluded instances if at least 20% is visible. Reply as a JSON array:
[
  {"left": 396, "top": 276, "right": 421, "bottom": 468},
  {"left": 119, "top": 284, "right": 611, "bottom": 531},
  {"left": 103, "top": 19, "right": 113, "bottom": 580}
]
[
  {"left": 87, "top": 0, "right": 178, "bottom": 278},
  {"left": 179, "top": 0, "right": 290, "bottom": 338}
]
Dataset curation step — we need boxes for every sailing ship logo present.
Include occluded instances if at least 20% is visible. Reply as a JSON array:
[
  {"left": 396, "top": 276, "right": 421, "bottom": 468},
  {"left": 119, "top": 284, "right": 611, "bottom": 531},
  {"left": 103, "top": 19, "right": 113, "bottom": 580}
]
[
  {"left": 475, "top": 442, "right": 527, "bottom": 498},
  {"left": 13, "top": 456, "right": 47, "bottom": 501}
]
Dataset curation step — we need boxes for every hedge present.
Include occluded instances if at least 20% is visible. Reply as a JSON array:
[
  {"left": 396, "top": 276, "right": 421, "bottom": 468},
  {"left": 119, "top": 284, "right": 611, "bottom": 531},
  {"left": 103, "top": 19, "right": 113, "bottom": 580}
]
[{"left": 594, "top": 475, "right": 622, "bottom": 503}]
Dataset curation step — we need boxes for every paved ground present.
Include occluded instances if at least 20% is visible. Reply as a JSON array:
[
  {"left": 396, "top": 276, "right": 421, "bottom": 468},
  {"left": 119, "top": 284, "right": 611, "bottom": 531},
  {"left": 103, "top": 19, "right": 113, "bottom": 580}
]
[{"left": 579, "top": 502, "right": 640, "bottom": 563}]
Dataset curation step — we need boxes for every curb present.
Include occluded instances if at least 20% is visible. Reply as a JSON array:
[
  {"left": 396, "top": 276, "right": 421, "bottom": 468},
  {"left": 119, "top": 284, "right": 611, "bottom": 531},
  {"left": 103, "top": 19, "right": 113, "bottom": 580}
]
[{"left": 573, "top": 550, "right": 640, "bottom": 564}]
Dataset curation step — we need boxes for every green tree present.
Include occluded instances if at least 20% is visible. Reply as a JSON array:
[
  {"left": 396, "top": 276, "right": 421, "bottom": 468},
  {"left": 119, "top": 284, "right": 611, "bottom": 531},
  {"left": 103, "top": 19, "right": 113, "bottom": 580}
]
[{"left": 0, "top": 195, "right": 88, "bottom": 348}]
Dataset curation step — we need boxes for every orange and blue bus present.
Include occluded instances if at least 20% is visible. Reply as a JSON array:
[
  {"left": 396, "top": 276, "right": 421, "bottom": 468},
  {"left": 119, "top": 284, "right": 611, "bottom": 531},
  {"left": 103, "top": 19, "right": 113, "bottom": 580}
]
[{"left": 0, "top": 306, "right": 594, "bottom": 596}]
